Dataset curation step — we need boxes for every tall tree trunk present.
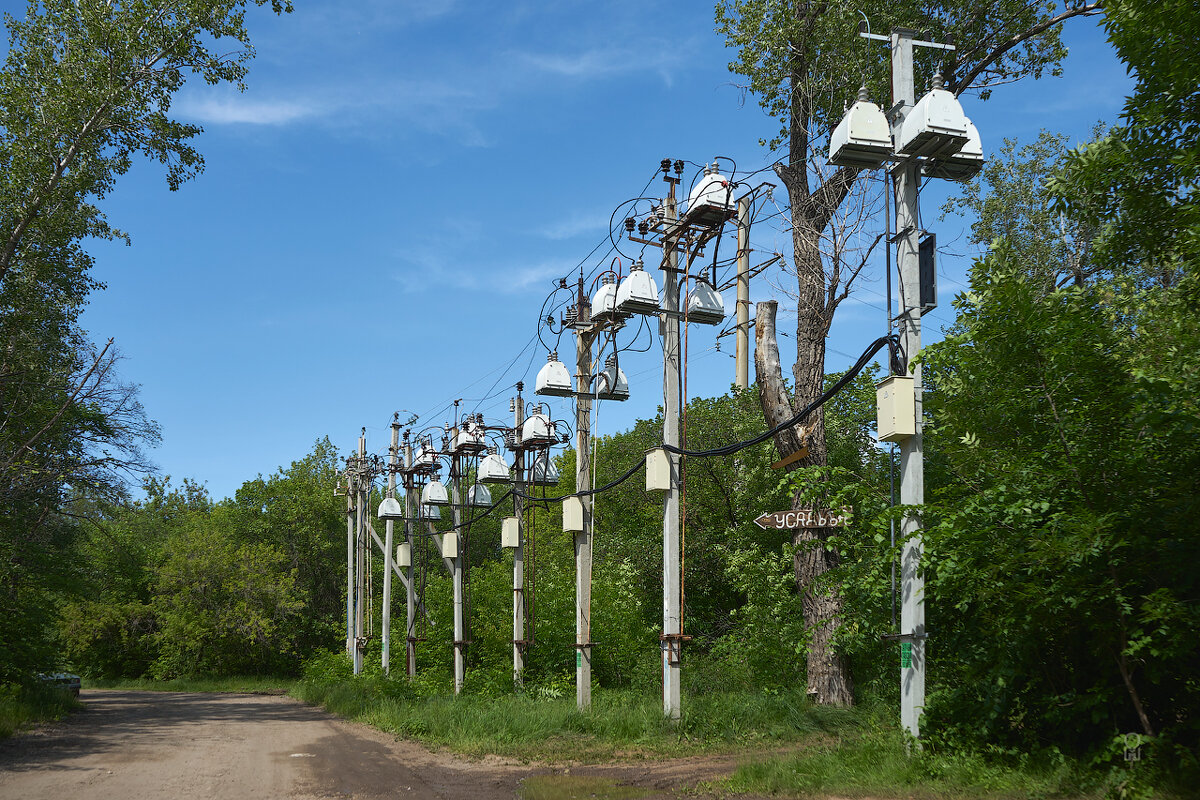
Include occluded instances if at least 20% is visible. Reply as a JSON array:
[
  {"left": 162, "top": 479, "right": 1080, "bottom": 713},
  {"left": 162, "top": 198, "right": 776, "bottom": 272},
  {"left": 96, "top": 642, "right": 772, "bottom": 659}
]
[{"left": 755, "top": 300, "right": 854, "bottom": 706}]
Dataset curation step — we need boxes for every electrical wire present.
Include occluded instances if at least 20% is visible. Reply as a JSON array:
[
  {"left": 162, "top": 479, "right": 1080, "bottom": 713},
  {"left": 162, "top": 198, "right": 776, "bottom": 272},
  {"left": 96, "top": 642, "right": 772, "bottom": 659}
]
[{"left": 508, "top": 333, "right": 902, "bottom": 505}]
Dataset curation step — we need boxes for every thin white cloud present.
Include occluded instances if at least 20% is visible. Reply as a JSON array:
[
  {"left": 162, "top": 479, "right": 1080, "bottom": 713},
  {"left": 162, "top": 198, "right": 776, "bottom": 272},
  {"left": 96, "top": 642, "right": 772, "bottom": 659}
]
[
  {"left": 393, "top": 248, "right": 569, "bottom": 296},
  {"left": 513, "top": 44, "right": 683, "bottom": 82},
  {"left": 178, "top": 95, "right": 322, "bottom": 125},
  {"left": 505, "top": 261, "right": 570, "bottom": 292},
  {"left": 540, "top": 210, "right": 609, "bottom": 241}
]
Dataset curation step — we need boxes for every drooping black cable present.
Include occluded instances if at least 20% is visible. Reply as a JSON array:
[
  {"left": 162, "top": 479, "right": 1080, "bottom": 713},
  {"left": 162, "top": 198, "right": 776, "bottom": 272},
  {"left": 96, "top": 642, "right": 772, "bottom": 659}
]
[
  {"left": 438, "top": 489, "right": 514, "bottom": 533},
  {"left": 509, "top": 456, "right": 645, "bottom": 503},
  {"left": 506, "top": 334, "right": 903, "bottom": 505},
  {"left": 661, "top": 334, "right": 902, "bottom": 458}
]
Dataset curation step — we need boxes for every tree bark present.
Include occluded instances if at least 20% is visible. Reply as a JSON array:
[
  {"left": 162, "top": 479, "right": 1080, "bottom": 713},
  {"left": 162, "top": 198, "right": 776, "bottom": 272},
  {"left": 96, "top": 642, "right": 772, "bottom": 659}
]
[
  {"left": 754, "top": 300, "right": 854, "bottom": 706},
  {"left": 736, "top": 0, "right": 1105, "bottom": 713}
]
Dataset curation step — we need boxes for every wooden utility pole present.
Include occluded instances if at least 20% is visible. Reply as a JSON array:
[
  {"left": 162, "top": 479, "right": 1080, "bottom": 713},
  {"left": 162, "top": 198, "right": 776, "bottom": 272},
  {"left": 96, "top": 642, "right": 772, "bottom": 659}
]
[{"left": 574, "top": 279, "right": 595, "bottom": 710}]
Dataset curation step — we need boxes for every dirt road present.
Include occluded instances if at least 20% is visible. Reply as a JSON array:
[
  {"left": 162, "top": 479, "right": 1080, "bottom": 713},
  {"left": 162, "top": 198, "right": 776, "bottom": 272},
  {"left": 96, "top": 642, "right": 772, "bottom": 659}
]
[
  {"left": 0, "top": 689, "right": 527, "bottom": 799},
  {"left": 0, "top": 690, "right": 757, "bottom": 799}
]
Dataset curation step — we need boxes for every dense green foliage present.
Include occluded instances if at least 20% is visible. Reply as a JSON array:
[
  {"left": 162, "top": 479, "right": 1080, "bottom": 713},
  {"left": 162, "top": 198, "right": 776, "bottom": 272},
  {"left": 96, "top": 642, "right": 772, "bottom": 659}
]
[
  {"left": 1, "top": 1, "right": 1195, "bottom": 795},
  {"left": 1050, "top": 0, "right": 1200, "bottom": 279},
  {"left": 921, "top": 244, "right": 1200, "bottom": 754},
  {"left": 60, "top": 441, "right": 344, "bottom": 679},
  {"left": 0, "top": 0, "right": 289, "bottom": 688},
  {"left": 912, "top": 0, "right": 1200, "bottom": 771}
]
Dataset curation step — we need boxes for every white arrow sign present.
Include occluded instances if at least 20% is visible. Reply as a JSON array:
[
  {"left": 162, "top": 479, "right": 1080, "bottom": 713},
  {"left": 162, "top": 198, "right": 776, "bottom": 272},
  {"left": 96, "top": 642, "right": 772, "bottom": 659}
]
[{"left": 754, "top": 507, "right": 851, "bottom": 530}]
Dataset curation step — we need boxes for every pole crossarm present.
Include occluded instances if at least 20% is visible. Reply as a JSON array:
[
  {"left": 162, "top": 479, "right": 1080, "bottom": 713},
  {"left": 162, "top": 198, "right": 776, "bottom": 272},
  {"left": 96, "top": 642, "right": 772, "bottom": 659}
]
[{"left": 365, "top": 521, "right": 434, "bottom": 624}]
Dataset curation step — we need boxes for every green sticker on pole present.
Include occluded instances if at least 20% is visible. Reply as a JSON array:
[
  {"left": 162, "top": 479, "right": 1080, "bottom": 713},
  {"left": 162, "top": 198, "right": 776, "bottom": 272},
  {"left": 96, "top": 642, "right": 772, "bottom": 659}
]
[
  {"left": 576, "top": 650, "right": 582, "bottom": 669},
  {"left": 900, "top": 642, "right": 912, "bottom": 669}
]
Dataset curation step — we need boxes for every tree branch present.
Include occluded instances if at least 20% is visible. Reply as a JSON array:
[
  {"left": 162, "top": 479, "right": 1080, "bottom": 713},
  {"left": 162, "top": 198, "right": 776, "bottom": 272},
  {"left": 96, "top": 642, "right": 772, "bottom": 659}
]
[{"left": 952, "top": 2, "right": 1106, "bottom": 95}]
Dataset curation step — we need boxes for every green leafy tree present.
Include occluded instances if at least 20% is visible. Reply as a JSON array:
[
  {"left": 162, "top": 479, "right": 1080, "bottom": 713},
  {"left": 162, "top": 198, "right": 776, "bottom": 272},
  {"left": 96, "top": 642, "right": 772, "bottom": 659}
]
[
  {"left": 1050, "top": 0, "right": 1200, "bottom": 281},
  {"left": 59, "top": 477, "right": 210, "bottom": 678},
  {"left": 943, "top": 130, "right": 1101, "bottom": 291},
  {"left": 714, "top": 0, "right": 1104, "bottom": 705},
  {"left": 152, "top": 507, "right": 304, "bottom": 678},
  {"left": 921, "top": 241, "right": 1200, "bottom": 751},
  {"left": 0, "top": 0, "right": 289, "bottom": 685},
  {"left": 230, "top": 439, "right": 348, "bottom": 657},
  {"left": 0, "top": 0, "right": 292, "bottom": 286}
]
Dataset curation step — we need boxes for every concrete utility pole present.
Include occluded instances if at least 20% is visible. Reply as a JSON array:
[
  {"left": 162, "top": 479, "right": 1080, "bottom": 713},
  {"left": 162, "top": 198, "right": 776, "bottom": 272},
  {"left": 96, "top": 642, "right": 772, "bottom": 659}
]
[
  {"left": 354, "top": 432, "right": 367, "bottom": 676},
  {"left": 574, "top": 281, "right": 595, "bottom": 710},
  {"left": 890, "top": 27, "right": 927, "bottom": 740},
  {"left": 383, "top": 417, "right": 400, "bottom": 674},
  {"left": 735, "top": 195, "right": 751, "bottom": 390},
  {"left": 512, "top": 386, "right": 526, "bottom": 689},
  {"left": 661, "top": 178, "right": 683, "bottom": 721},
  {"left": 449, "top": 426, "right": 466, "bottom": 694},
  {"left": 345, "top": 469, "right": 355, "bottom": 661},
  {"left": 404, "top": 434, "right": 417, "bottom": 678}
]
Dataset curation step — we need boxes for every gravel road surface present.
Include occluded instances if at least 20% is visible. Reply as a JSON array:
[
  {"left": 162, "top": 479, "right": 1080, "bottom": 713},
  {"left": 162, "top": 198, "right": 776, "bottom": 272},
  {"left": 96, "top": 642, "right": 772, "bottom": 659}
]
[{"left": 0, "top": 690, "right": 525, "bottom": 799}]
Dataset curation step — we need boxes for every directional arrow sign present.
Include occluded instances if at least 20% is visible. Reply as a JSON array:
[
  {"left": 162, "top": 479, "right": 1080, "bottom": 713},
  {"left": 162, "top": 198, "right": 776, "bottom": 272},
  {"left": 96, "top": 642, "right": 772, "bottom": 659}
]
[{"left": 754, "top": 508, "right": 851, "bottom": 530}]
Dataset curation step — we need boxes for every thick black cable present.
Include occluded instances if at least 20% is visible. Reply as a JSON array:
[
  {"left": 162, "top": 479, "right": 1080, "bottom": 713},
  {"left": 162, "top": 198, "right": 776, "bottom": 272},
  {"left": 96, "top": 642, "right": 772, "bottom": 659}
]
[
  {"left": 662, "top": 334, "right": 902, "bottom": 458},
  {"left": 507, "top": 334, "right": 902, "bottom": 505},
  {"left": 509, "top": 456, "right": 645, "bottom": 503},
  {"left": 423, "top": 489, "right": 514, "bottom": 534}
]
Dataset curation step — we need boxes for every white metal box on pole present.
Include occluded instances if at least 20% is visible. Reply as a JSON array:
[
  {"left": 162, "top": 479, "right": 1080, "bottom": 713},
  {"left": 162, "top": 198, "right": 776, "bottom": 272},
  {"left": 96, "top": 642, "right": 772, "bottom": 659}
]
[
  {"left": 876, "top": 375, "right": 916, "bottom": 442},
  {"left": 501, "top": 516, "right": 520, "bottom": 548},
  {"left": 396, "top": 542, "right": 411, "bottom": 568},
  {"left": 440, "top": 532, "right": 458, "bottom": 559},
  {"left": 645, "top": 448, "right": 671, "bottom": 491},
  {"left": 563, "top": 495, "right": 584, "bottom": 532}
]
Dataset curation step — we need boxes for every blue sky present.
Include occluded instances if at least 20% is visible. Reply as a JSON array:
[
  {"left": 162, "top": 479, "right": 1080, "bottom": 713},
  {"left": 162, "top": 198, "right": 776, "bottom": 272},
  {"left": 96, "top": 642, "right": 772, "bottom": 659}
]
[{"left": 19, "top": 2, "right": 1130, "bottom": 500}]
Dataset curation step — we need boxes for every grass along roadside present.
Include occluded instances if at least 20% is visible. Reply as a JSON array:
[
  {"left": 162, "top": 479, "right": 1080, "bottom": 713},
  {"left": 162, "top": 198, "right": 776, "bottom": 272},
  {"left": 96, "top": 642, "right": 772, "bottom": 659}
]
[
  {"left": 292, "top": 677, "right": 848, "bottom": 762},
  {"left": 84, "top": 676, "right": 297, "bottom": 695},
  {"left": 295, "top": 675, "right": 1179, "bottom": 799},
  {"left": 0, "top": 682, "right": 81, "bottom": 738},
  {"left": 39, "top": 673, "right": 1184, "bottom": 798},
  {"left": 717, "top": 727, "right": 1192, "bottom": 800}
]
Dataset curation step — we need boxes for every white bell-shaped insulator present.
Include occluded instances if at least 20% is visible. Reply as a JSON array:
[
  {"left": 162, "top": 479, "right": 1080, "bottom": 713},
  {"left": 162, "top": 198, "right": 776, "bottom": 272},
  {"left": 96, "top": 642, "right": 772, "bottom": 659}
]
[
  {"left": 591, "top": 274, "right": 623, "bottom": 322},
  {"left": 422, "top": 479, "right": 449, "bottom": 506},
  {"left": 596, "top": 356, "right": 629, "bottom": 401},
  {"left": 521, "top": 411, "right": 557, "bottom": 447},
  {"left": 477, "top": 451, "right": 512, "bottom": 483},
  {"left": 684, "top": 164, "right": 734, "bottom": 227},
  {"left": 414, "top": 442, "right": 440, "bottom": 472},
  {"left": 377, "top": 496, "right": 406, "bottom": 520},
  {"left": 923, "top": 118, "right": 983, "bottom": 181},
  {"left": 529, "top": 452, "right": 560, "bottom": 486},
  {"left": 897, "top": 74, "right": 970, "bottom": 159},
  {"left": 453, "top": 423, "right": 487, "bottom": 455},
  {"left": 686, "top": 281, "right": 725, "bottom": 325},
  {"left": 422, "top": 503, "right": 441, "bottom": 521},
  {"left": 829, "top": 87, "right": 893, "bottom": 169},
  {"left": 535, "top": 351, "right": 573, "bottom": 397},
  {"left": 615, "top": 259, "right": 660, "bottom": 315},
  {"left": 466, "top": 483, "right": 492, "bottom": 507}
]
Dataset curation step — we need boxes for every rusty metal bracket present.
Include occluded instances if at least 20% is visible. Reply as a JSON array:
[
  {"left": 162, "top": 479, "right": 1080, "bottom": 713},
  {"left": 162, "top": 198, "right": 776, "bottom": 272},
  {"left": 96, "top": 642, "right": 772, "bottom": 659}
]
[{"left": 660, "top": 633, "right": 692, "bottom": 665}]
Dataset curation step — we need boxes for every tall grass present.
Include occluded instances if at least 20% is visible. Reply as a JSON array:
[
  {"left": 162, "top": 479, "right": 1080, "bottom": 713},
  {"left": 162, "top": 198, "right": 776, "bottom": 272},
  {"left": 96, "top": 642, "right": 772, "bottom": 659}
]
[
  {"left": 0, "top": 682, "right": 81, "bottom": 738},
  {"left": 721, "top": 725, "right": 1196, "bottom": 800},
  {"left": 293, "top": 673, "right": 840, "bottom": 762},
  {"left": 86, "top": 675, "right": 296, "bottom": 694}
]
